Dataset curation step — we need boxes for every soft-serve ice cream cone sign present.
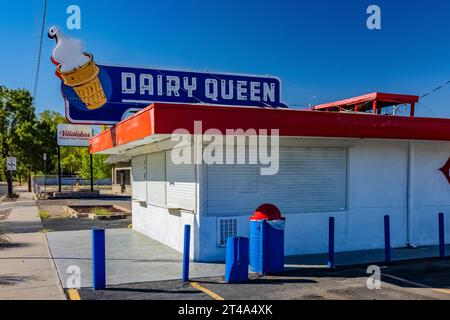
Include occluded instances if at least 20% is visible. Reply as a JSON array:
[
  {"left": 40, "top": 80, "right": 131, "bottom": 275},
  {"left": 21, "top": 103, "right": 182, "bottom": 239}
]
[
  {"left": 49, "top": 27, "right": 286, "bottom": 124},
  {"left": 49, "top": 27, "right": 107, "bottom": 111}
]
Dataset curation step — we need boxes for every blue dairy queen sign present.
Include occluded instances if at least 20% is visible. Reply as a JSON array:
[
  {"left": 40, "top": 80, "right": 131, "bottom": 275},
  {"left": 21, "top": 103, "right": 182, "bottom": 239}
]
[
  {"left": 49, "top": 29, "right": 285, "bottom": 124},
  {"left": 60, "top": 65, "right": 285, "bottom": 124}
]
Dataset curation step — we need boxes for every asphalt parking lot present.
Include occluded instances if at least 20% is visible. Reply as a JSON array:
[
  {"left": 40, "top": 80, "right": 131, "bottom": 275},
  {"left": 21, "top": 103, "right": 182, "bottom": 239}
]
[{"left": 77, "top": 258, "right": 450, "bottom": 300}]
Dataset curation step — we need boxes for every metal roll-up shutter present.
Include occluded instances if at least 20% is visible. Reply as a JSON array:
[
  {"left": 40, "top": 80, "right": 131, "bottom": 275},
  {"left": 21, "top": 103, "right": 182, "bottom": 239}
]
[
  {"left": 131, "top": 154, "right": 147, "bottom": 202},
  {"left": 147, "top": 152, "right": 166, "bottom": 207},
  {"left": 165, "top": 149, "right": 196, "bottom": 211},
  {"left": 206, "top": 147, "right": 347, "bottom": 216},
  {"left": 274, "top": 147, "right": 347, "bottom": 213}
]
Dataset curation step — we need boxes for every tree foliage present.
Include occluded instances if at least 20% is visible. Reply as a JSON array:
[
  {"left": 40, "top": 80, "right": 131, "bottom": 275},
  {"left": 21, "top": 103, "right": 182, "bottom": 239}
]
[
  {"left": 0, "top": 87, "right": 38, "bottom": 182},
  {"left": 0, "top": 86, "right": 111, "bottom": 186}
]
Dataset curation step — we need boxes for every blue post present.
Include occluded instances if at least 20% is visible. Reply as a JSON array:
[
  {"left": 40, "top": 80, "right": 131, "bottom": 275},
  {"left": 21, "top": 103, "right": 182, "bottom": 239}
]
[
  {"left": 439, "top": 212, "right": 445, "bottom": 258},
  {"left": 182, "top": 225, "right": 191, "bottom": 281},
  {"left": 328, "top": 217, "right": 335, "bottom": 268},
  {"left": 225, "top": 237, "right": 249, "bottom": 283},
  {"left": 384, "top": 215, "right": 391, "bottom": 263},
  {"left": 92, "top": 229, "right": 106, "bottom": 290}
]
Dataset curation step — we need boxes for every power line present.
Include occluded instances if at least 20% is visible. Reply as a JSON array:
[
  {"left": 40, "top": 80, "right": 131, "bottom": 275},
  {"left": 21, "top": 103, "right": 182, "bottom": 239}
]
[
  {"left": 420, "top": 80, "right": 450, "bottom": 98},
  {"left": 33, "top": 0, "right": 47, "bottom": 101},
  {"left": 417, "top": 101, "right": 439, "bottom": 117}
]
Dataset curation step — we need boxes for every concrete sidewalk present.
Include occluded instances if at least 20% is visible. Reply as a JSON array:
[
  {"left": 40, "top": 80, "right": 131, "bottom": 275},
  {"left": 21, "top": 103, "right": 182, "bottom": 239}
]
[
  {"left": 47, "top": 228, "right": 225, "bottom": 288},
  {"left": 0, "top": 189, "right": 66, "bottom": 300}
]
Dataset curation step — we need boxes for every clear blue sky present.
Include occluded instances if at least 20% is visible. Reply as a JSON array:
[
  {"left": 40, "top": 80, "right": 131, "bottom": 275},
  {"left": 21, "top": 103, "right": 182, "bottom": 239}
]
[{"left": 0, "top": 0, "right": 449, "bottom": 117}]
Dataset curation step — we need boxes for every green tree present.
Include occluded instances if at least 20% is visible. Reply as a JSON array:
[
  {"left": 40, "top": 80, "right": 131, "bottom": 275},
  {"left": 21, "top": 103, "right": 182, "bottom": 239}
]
[
  {"left": 0, "top": 86, "right": 111, "bottom": 191},
  {"left": 0, "top": 87, "right": 38, "bottom": 191},
  {"left": 60, "top": 147, "right": 83, "bottom": 175},
  {"left": 34, "top": 110, "right": 66, "bottom": 176},
  {"left": 80, "top": 148, "right": 111, "bottom": 180}
]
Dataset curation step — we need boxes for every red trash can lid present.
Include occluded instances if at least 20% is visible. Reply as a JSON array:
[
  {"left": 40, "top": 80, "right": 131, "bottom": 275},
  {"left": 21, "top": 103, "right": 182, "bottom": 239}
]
[{"left": 250, "top": 203, "right": 285, "bottom": 221}]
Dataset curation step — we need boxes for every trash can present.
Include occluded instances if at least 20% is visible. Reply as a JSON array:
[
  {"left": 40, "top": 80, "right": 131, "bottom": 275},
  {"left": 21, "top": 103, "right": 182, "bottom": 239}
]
[
  {"left": 250, "top": 203, "right": 285, "bottom": 275},
  {"left": 225, "top": 237, "right": 249, "bottom": 283}
]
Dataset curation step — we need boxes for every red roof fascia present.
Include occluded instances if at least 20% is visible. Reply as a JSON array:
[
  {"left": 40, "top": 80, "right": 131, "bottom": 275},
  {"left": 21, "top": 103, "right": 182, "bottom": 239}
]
[
  {"left": 90, "top": 103, "right": 450, "bottom": 154},
  {"left": 90, "top": 107, "right": 153, "bottom": 154}
]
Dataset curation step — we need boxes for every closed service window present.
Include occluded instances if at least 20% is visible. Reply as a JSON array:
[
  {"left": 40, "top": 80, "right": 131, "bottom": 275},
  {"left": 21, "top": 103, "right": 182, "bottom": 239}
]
[
  {"left": 206, "top": 147, "right": 348, "bottom": 216},
  {"left": 135, "top": 149, "right": 196, "bottom": 211}
]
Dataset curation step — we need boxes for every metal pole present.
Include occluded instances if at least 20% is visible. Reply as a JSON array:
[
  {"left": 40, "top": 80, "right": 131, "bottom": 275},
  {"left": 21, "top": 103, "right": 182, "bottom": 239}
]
[
  {"left": 90, "top": 153, "right": 94, "bottom": 192},
  {"left": 44, "top": 157, "right": 47, "bottom": 194},
  {"left": 8, "top": 170, "right": 13, "bottom": 198},
  {"left": 92, "top": 229, "right": 106, "bottom": 290},
  {"left": 384, "top": 215, "right": 391, "bottom": 262},
  {"left": 182, "top": 225, "right": 191, "bottom": 281},
  {"left": 439, "top": 213, "right": 445, "bottom": 258},
  {"left": 57, "top": 146, "right": 61, "bottom": 193},
  {"left": 328, "top": 217, "right": 335, "bottom": 268}
]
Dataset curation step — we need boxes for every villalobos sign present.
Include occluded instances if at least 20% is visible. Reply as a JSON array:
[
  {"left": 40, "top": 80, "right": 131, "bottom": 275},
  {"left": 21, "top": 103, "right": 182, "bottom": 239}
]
[
  {"left": 48, "top": 26, "right": 286, "bottom": 125},
  {"left": 57, "top": 124, "right": 93, "bottom": 147}
]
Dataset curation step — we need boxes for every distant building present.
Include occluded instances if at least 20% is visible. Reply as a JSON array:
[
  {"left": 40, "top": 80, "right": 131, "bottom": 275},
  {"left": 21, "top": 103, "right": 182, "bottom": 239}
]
[{"left": 105, "top": 155, "right": 131, "bottom": 196}]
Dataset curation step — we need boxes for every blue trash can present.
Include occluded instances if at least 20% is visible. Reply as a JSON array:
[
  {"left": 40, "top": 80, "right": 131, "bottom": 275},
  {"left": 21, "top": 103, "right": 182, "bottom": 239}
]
[
  {"left": 225, "top": 237, "right": 249, "bottom": 283},
  {"left": 250, "top": 204, "right": 285, "bottom": 275}
]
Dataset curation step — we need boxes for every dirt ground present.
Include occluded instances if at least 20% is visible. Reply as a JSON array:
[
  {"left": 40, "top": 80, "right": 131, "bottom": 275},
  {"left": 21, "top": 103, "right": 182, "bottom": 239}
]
[{"left": 37, "top": 198, "right": 132, "bottom": 232}]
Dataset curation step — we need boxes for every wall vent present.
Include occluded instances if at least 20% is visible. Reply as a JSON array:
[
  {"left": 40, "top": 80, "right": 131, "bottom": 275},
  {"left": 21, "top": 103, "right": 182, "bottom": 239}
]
[{"left": 216, "top": 217, "right": 238, "bottom": 247}]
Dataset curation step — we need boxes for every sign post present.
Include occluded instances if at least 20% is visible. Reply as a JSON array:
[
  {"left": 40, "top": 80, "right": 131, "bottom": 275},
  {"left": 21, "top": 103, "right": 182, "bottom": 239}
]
[
  {"left": 6, "top": 157, "right": 16, "bottom": 198},
  {"left": 43, "top": 153, "right": 47, "bottom": 194},
  {"left": 57, "top": 146, "right": 62, "bottom": 192},
  {"left": 90, "top": 153, "right": 94, "bottom": 193}
]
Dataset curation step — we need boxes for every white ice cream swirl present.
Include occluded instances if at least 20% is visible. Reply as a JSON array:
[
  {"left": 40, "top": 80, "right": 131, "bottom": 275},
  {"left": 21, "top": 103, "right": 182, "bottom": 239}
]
[{"left": 48, "top": 26, "right": 90, "bottom": 72}]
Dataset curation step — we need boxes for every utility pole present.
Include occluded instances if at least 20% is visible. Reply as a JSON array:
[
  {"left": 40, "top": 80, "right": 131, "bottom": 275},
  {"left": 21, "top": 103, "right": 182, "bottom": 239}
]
[{"left": 33, "top": 0, "right": 47, "bottom": 99}]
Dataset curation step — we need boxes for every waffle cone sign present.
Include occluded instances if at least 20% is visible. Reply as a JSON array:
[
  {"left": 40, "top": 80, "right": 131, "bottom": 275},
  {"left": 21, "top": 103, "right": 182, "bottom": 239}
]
[{"left": 57, "top": 54, "right": 107, "bottom": 110}]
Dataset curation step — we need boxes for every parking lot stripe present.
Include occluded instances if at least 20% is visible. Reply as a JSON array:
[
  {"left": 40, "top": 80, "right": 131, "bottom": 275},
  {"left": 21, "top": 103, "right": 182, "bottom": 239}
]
[
  {"left": 383, "top": 273, "right": 450, "bottom": 296},
  {"left": 67, "top": 289, "right": 81, "bottom": 300},
  {"left": 433, "top": 288, "right": 450, "bottom": 295},
  {"left": 191, "top": 282, "right": 225, "bottom": 300}
]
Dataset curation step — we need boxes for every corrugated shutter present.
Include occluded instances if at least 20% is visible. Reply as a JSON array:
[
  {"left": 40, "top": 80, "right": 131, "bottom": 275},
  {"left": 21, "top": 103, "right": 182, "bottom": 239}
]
[
  {"left": 131, "top": 154, "right": 147, "bottom": 201},
  {"left": 206, "top": 147, "right": 347, "bottom": 216},
  {"left": 147, "top": 152, "right": 166, "bottom": 207},
  {"left": 165, "top": 149, "right": 196, "bottom": 211}
]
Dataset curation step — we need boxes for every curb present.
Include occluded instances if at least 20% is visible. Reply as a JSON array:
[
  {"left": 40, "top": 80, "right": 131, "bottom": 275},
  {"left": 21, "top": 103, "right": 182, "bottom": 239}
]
[{"left": 283, "top": 255, "right": 450, "bottom": 274}]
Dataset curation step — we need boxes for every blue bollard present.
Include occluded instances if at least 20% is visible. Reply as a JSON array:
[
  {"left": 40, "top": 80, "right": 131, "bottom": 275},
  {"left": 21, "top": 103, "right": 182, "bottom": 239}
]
[
  {"left": 182, "top": 225, "right": 191, "bottom": 281},
  {"left": 328, "top": 217, "right": 335, "bottom": 268},
  {"left": 439, "top": 212, "right": 445, "bottom": 258},
  {"left": 384, "top": 215, "right": 391, "bottom": 262},
  {"left": 225, "top": 237, "right": 249, "bottom": 283},
  {"left": 92, "top": 229, "right": 106, "bottom": 290}
]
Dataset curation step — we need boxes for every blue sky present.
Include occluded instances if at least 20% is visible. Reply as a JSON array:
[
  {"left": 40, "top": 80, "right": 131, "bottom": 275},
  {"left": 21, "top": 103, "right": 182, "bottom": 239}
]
[{"left": 0, "top": 0, "right": 449, "bottom": 117}]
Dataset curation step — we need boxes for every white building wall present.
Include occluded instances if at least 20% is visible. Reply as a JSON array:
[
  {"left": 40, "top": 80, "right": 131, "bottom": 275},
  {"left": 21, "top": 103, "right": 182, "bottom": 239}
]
[
  {"left": 132, "top": 202, "right": 198, "bottom": 259},
  {"left": 199, "top": 139, "right": 450, "bottom": 262},
  {"left": 129, "top": 137, "right": 450, "bottom": 262},
  {"left": 130, "top": 146, "right": 200, "bottom": 260},
  {"left": 409, "top": 141, "right": 450, "bottom": 246}
]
